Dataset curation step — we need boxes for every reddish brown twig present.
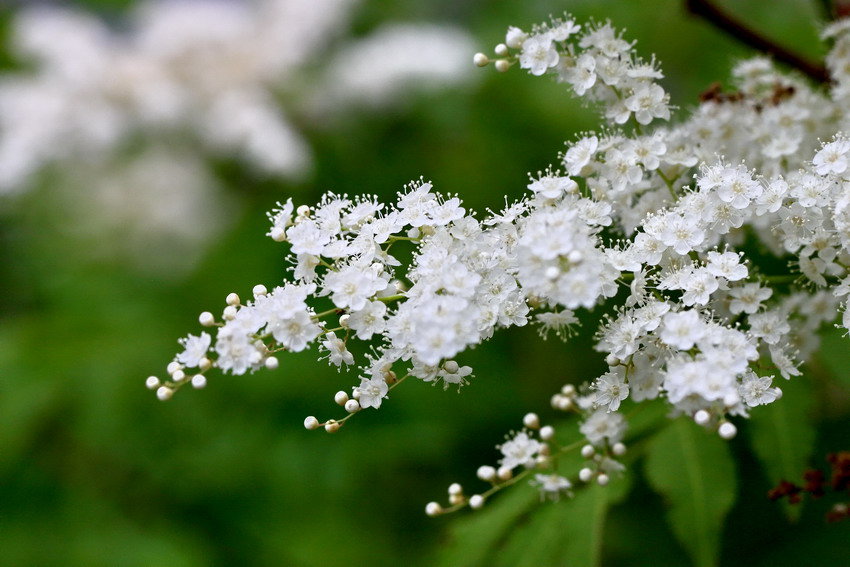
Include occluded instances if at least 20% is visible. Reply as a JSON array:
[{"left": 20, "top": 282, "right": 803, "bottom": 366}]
[{"left": 686, "top": 0, "right": 829, "bottom": 83}]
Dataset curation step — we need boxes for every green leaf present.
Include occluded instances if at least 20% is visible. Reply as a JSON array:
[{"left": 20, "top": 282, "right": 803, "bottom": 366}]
[
  {"left": 644, "top": 418, "right": 736, "bottom": 567},
  {"left": 435, "top": 453, "right": 632, "bottom": 567},
  {"left": 748, "top": 375, "right": 815, "bottom": 521}
]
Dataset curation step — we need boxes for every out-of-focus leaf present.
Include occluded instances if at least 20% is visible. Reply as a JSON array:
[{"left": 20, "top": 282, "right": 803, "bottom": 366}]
[
  {"left": 644, "top": 418, "right": 736, "bottom": 567},
  {"left": 436, "top": 448, "right": 632, "bottom": 567},
  {"left": 748, "top": 375, "right": 815, "bottom": 521}
]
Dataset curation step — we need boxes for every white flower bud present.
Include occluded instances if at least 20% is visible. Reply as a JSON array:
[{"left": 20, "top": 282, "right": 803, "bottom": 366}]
[
  {"left": 304, "top": 416, "right": 320, "bottom": 430},
  {"left": 222, "top": 305, "right": 238, "bottom": 320},
  {"left": 226, "top": 292, "right": 240, "bottom": 306},
  {"left": 523, "top": 412, "right": 540, "bottom": 429},
  {"left": 270, "top": 226, "right": 286, "bottom": 242},
  {"left": 605, "top": 353, "right": 620, "bottom": 366},
  {"left": 477, "top": 465, "right": 497, "bottom": 482},
  {"left": 473, "top": 52, "right": 489, "bottom": 67},
  {"left": 579, "top": 467, "right": 594, "bottom": 483},
  {"left": 407, "top": 227, "right": 420, "bottom": 239},
  {"left": 199, "top": 357, "right": 212, "bottom": 372},
  {"left": 199, "top": 311, "right": 215, "bottom": 326},
  {"left": 264, "top": 356, "right": 279, "bottom": 370},
  {"left": 425, "top": 502, "right": 442, "bottom": 517},
  {"left": 505, "top": 26, "right": 526, "bottom": 49},
  {"left": 171, "top": 369, "right": 186, "bottom": 382},
  {"left": 344, "top": 399, "right": 361, "bottom": 413},
  {"left": 156, "top": 386, "right": 173, "bottom": 401},
  {"left": 469, "top": 494, "right": 485, "bottom": 510},
  {"left": 539, "top": 425, "right": 555, "bottom": 441},
  {"left": 544, "top": 266, "right": 560, "bottom": 280},
  {"left": 612, "top": 442, "right": 627, "bottom": 457},
  {"left": 335, "top": 391, "right": 350, "bottom": 406},
  {"left": 495, "top": 59, "right": 510, "bottom": 73},
  {"left": 494, "top": 43, "right": 509, "bottom": 57},
  {"left": 448, "top": 482, "right": 463, "bottom": 496},
  {"left": 339, "top": 314, "right": 350, "bottom": 328},
  {"left": 252, "top": 284, "right": 268, "bottom": 297},
  {"left": 443, "top": 360, "right": 459, "bottom": 374},
  {"left": 597, "top": 473, "right": 610, "bottom": 486},
  {"left": 324, "top": 420, "right": 340, "bottom": 433},
  {"left": 497, "top": 466, "right": 513, "bottom": 481},
  {"left": 561, "top": 384, "right": 576, "bottom": 397},
  {"left": 694, "top": 410, "right": 711, "bottom": 426},
  {"left": 145, "top": 376, "right": 160, "bottom": 390},
  {"left": 191, "top": 374, "right": 207, "bottom": 389},
  {"left": 581, "top": 444, "right": 595, "bottom": 459},
  {"left": 166, "top": 361, "right": 181, "bottom": 375},
  {"left": 296, "top": 205, "right": 311, "bottom": 217},
  {"left": 718, "top": 421, "right": 737, "bottom": 440}
]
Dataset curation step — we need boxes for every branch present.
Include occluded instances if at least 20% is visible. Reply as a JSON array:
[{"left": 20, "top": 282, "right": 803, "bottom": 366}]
[{"left": 686, "top": 0, "right": 829, "bottom": 83}]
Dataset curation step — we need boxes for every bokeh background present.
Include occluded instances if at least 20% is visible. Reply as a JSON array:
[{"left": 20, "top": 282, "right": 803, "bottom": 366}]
[{"left": 1, "top": 0, "right": 848, "bottom": 565}]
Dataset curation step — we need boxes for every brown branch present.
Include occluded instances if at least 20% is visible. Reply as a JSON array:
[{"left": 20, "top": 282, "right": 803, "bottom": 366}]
[{"left": 686, "top": 0, "right": 829, "bottom": 83}]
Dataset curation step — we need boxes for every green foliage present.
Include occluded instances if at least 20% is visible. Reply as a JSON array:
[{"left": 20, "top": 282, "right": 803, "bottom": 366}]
[
  {"left": 748, "top": 373, "right": 816, "bottom": 520},
  {"left": 436, "top": 457, "right": 632, "bottom": 567},
  {"left": 644, "top": 419, "right": 737, "bottom": 567}
]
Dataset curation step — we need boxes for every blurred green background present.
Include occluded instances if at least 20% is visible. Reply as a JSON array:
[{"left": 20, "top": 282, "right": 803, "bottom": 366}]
[{"left": 1, "top": 0, "right": 848, "bottom": 565}]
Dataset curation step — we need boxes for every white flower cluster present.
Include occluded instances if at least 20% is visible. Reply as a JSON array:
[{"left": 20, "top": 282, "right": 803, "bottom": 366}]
[
  {"left": 151, "top": 14, "right": 850, "bottom": 512},
  {"left": 0, "top": 0, "right": 475, "bottom": 195}
]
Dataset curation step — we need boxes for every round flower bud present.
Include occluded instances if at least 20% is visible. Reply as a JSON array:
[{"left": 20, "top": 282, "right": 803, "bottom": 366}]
[
  {"left": 567, "top": 250, "right": 583, "bottom": 263},
  {"left": 612, "top": 442, "right": 627, "bottom": 457},
  {"left": 324, "top": 420, "right": 340, "bottom": 433},
  {"left": 171, "top": 369, "right": 186, "bottom": 383},
  {"left": 495, "top": 59, "right": 510, "bottom": 73},
  {"left": 265, "top": 357, "right": 279, "bottom": 370},
  {"left": 334, "top": 391, "right": 350, "bottom": 406},
  {"left": 694, "top": 410, "right": 711, "bottom": 426},
  {"left": 578, "top": 467, "right": 594, "bottom": 483},
  {"left": 718, "top": 421, "right": 737, "bottom": 440},
  {"left": 494, "top": 43, "right": 509, "bottom": 57},
  {"left": 199, "top": 311, "right": 215, "bottom": 326},
  {"left": 449, "top": 493, "right": 464, "bottom": 506},
  {"left": 443, "top": 360, "right": 459, "bottom": 374},
  {"left": 166, "top": 361, "right": 181, "bottom": 375},
  {"left": 252, "top": 284, "right": 268, "bottom": 297},
  {"left": 226, "top": 293, "right": 240, "bottom": 306},
  {"left": 605, "top": 353, "right": 620, "bottom": 366},
  {"left": 581, "top": 444, "right": 595, "bottom": 459},
  {"left": 222, "top": 305, "right": 238, "bottom": 320},
  {"left": 270, "top": 226, "right": 286, "bottom": 242},
  {"left": 476, "top": 465, "right": 497, "bottom": 482},
  {"left": 199, "top": 357, "right": 212, "bottom": 372},
  {"left": 145, "top": 376, "right": 160, "bottom": 390},
  {"left": 448, "top": 482, "right": 463, "bottom": 496},
  {"left": 523, "top": 412, "right": 540, "bottom": 429},
  {"left": 556, "top": 396, "right": 573, "bottom": 411},
  {"left": 156, "top": 386, "right": 173, "bottom": 401},
  {"left": 774, "top": 388, "right": 783, "bottom": 400},
  {"left": 539, "top": 425, "right": 555, "bottom": 441},
  {"left": 561, "top": 384, "right": 576, "bottom": 397},
  {"left": 544, "top": 266, "right": 560, "bottom": 280},
  {"left": 407, "top": 227, "right": 420, "bottom": 239},
  {"left": 344, "top": 399, "right": 361, "bottom": 413},
  {"left": 597, "top": 473, "right": 610, "bottom": 486},
  {"left": 497, "top": 466, "right": 513, "bottom": 481},
  {"left": 425, "top": 502, "right": 442, "bottom": 517},
  {"left": 191, "top": 374, "right": 207, "bottom": 389},
  {"left": 339, "top": 314, "right": 350, "bottom": 328},
  {"left": 473, "top": 52, "right": 489, "bottom": 67},
  {"left": 303, "top": 416, "right": 320, "bottom": 430},
  {"left": 469, "top": 494, "right": 485, "bottom": 510},
  {"left": 296, "top": 205, "right": 311, "bottom": 217}
]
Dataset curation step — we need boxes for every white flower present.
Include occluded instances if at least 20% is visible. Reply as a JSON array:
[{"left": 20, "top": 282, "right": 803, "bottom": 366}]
[
  {"left": 176, "top": 332, "right": 211, "bottom": 368},
  {"left": 580, "top": 410, "right": 626, "bottom": 446},
  {"left": 659, "top": 310, "right": 706, "bottom": 350},
  {"left": 813, "top": 138, "right": 850, "bottom": 176},
  {"left": 499, "top": 431, "right": 543, "bottom": 469},
  {"left": 321, "top": 331, "right": 354, "bottom": 367},
  {"left": 519, "top": 34, "right": 558, "bottom": 76},
  {"left": 592, "top": 367, "right": 630, "bottom": 412},
  {"left": 347, "top": 300, "right": 388, "bottom": 340},
  {"left": 355, "top": 373, "right": 389, "bottom": 409},
  {"left": 531, "top": 474, "right": 572, "bottom": 501},
  {"left": 738, "top": 372, "right": 780, "bottom": 407}
]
